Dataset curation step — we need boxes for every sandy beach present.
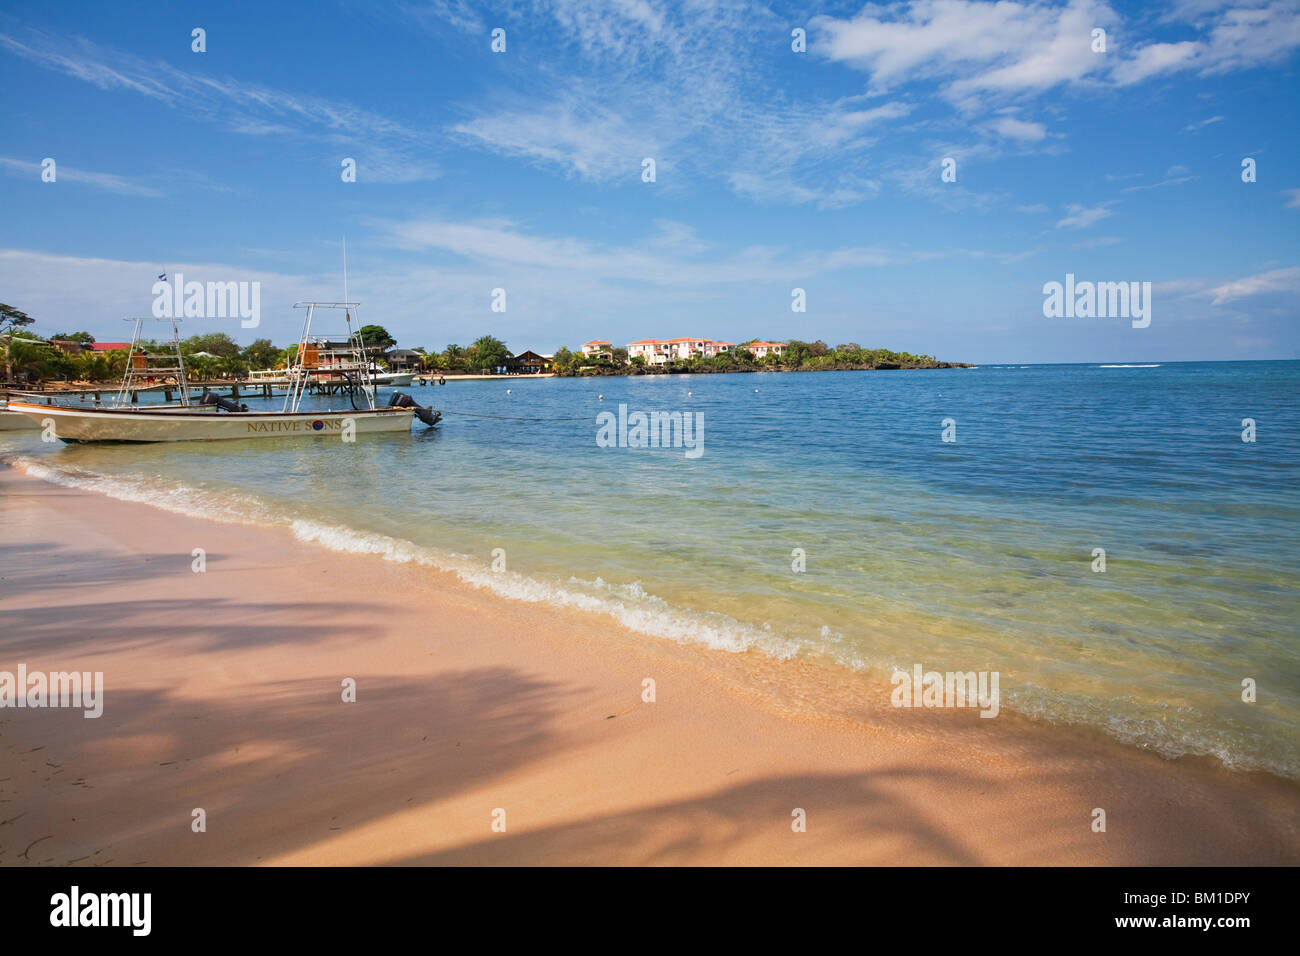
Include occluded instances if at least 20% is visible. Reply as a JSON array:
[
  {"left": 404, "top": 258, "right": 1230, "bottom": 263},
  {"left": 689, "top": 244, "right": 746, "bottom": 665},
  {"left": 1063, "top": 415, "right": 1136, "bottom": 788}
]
[{"left": 1, "top": 462, "right": 1296, "bottom": 866}]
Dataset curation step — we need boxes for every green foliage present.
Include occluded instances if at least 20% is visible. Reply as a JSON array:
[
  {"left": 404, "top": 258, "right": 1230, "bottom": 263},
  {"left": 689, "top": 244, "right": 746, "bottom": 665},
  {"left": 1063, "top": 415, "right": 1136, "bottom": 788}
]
[
  {"left": 358, "top": 324, "right": 396, "bottom": 351},
  {"left": 182, "top": 332, "right": 240, "bottom": 358},
  {"left": 468, "top": 334, "right": 511, "bottom": 372},
  {"left": 241, "top": 338, "right": 279, "bottom": 369},
  {"left": 550, "top": 346, "right": 577, "bottom": 373},
  {"left": 50, "top": 331, "right": 96, "bottom": 345},
  {"left": 0, "top": 303, "right": 35, "bottom": 334}
]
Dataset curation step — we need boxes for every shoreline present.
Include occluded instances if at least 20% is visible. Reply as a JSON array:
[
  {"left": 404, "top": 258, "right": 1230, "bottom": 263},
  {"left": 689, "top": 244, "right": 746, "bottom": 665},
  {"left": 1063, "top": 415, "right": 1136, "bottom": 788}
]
[{"left": 1, "top": 462, "right": 1297, "bottom": 865}]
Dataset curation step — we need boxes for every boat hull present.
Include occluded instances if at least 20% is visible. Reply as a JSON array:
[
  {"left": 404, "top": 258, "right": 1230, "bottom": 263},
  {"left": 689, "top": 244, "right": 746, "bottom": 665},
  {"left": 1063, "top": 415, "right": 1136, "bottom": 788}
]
[
  {"left": 0, "top": 409, "right": 40, "bottom": 431},
  {"left": 7, "top": 402, "right": 415, "bottom": 443}
]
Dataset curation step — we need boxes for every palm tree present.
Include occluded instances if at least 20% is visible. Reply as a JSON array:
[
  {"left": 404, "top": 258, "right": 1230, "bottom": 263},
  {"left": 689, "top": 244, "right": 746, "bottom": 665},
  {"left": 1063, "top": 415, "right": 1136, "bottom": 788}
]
[{"left": 5, "top": 335, "right": 58, "bottom": 383}]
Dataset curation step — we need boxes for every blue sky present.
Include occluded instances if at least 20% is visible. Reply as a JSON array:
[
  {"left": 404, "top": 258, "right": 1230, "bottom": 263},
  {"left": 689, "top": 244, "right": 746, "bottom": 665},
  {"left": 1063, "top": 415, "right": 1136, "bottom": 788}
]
[{"left": 1, "top": 0, "right": 1297, "bottom": 363}]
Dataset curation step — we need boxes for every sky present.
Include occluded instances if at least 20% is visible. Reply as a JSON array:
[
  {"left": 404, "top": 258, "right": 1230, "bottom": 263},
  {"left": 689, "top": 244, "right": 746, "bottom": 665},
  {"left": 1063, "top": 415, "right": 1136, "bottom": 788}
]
[{"left": 1, "top": 0, "right": 1298, "bottom": 363}]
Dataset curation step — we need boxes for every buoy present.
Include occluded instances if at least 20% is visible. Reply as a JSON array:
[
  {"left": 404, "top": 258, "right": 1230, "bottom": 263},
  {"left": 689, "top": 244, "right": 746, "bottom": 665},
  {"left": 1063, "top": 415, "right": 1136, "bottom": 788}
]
[
  {"left": 506, "top": 388, "right": 512, "bottom": 394},
  {"left": 598, "top": 394, "right": 603, "bottom": 400},
  {"left": 688, "top": 391, "right": 692, "bottom": 396}
]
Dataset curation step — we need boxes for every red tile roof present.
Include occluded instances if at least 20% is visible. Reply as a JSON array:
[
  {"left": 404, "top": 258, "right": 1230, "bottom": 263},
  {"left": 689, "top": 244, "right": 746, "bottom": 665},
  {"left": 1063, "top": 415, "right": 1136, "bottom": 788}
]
[{"left": 89, "top": 342, "right": 132, "bottom": 351}]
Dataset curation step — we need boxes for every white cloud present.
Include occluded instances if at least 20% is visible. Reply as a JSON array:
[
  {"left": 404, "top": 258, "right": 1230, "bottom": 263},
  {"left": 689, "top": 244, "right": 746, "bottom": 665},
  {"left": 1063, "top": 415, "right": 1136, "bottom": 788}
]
[
  {"left": 1182, "top": 115, "right": 1225, "bottom": 131},
  {"left": 987, "top": 117, "right": 1047, "bottom": 141},
  {"left": 1206, "top": 266, "right": 1300, "bottom": 304},
  {"left": 0, "top": 157, "right": 163, "bottom": 196},
  {"left": 1056, "top": 202, "right": 1116, "bottom": 229},
  {"left": 0, "top": 32, "right": 441, "bottom": 184},
  {"left": 441, "top": 3, "right": 912, "bottom": 206},
  {"left": 0, "top": 249, "right": 315, "bottom": 338},
  {"left": 1111, "top": 40, "right": 1202, "bottom": 85},
  {"left": 1122, "top": 169, "right": 1197, "bottom": 192},
  {"left": 371, "top": 215, "right": 947, "bottom": 285},
  {"left": 813, "top": 0, "right": 1300, "bottom": 109},
  {"left": 1281, "top": 188, "right": 1300, "bottom": 209}
]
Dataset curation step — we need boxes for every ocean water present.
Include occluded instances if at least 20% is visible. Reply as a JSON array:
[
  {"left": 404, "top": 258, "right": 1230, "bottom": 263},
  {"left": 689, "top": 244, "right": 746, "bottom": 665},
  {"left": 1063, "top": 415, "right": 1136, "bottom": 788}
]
[{"left": 4, "top": 362, "right": 1298, "bottom": 778}]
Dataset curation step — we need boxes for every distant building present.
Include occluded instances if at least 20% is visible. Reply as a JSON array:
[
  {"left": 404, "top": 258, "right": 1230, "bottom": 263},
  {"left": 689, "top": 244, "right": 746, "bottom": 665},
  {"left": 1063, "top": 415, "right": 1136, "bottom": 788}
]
[
  {"left": 384, "top": 349, "right": 423, "bottom": 370},
  {"left": 511, "top": 350, "right": 552, "bottom": 374},
  {"left": 626, "top": 338, "right": 735, "bottom": 363},
  {"left": 581, "top": 340, "right": 613, "bottom": 360},
  {"left": 627, "top": 339, "right": 672, "bottom": 364},
  {"left": 747, "top": 341, "right": 787, "bottom": 358},
  {"left": 89, "top": 342, "right": 133, "bottom": 352},
  {"left": 49, "top": 339, "right": 87, "bottom": 354}
]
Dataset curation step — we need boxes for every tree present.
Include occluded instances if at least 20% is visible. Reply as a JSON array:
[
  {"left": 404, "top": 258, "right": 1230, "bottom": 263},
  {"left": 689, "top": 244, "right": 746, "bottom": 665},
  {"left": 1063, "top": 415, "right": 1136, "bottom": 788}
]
[
  {"left": 51, "top": 331, "right": 96, "bottom": 345},
  {"left": 358, "top": 324, "right": 396, "bottom": 351},
  {"left": 469, "top": 334, "right": 511, "bottom": 372},
  {"left": 182, "top": 332, "right": 240, "bottom": 358},
  {"left": 1, "top": 304, "right": 38, "bottom": 382},
  {"left": 0, "top": 304, "right": 34, "bottom": 335},
  {"left": 5, "top": 335, "right": 60, "bottom": 383},
  {"left": 439, "top": 344, "right": 465, "bottom": 371},
  {"left": 187, "top": 355, "right": 220, "bottom": 380},
  {"left": 241, "top": 338, "right": 279, "bottom": 370}
]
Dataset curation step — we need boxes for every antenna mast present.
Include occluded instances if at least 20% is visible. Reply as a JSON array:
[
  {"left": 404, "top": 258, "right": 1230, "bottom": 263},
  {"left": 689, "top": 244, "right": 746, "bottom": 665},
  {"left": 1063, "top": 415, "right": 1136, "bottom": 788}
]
[{"left": 343, "top": 236, "right": 350, "bottom": 325}]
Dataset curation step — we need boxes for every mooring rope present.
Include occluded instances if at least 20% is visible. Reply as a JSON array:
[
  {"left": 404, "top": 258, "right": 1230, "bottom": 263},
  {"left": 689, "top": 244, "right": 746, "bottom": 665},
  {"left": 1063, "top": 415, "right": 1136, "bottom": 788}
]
[{"left": 437, "top": 409, "right": 591, "bottom": 422}]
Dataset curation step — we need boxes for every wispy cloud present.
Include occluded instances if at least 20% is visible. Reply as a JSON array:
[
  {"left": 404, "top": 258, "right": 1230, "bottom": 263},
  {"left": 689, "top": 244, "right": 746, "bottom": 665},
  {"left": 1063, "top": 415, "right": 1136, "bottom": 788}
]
[
  {"left": 1123, "top": 165, "right": 1198, "bottom": 192},
  {"left": 0, "top": 31, "right": 440, "bottom": 184},
  {"left": 437, "top": 1, "right": 915, "bottom": 207},
  {"left": 1056, "top": 202, "right": 1116, "bottom": 230},
  {"left": 1206, "top": 266, "right": 1300, "bottom": 304},
  {"left": 0, "top": 156, "right": 163, "bottom": 196},
  {"left": 1182, "top": 115, "right": 1225, "bottom": 131},
  {"left": 812, "top": 0, "right": 1300, "bottom": 106},
  {"left": 987, "top": 116, "right": 1048, "bottom": 141}
]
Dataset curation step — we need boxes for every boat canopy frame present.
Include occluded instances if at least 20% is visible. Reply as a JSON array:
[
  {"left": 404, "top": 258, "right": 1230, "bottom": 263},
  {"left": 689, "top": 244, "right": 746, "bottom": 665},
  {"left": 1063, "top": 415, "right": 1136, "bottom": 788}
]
[
  {"left": 283, "top": 302, "right": 379, "bottom": 413},
  {"left": 115, "top": 316, "right": 189, "bottom": 408}
]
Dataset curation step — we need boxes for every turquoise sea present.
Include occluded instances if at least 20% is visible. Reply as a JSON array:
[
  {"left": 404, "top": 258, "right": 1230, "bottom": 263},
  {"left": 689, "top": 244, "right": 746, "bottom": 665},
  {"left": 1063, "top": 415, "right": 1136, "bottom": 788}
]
[{"left": 4, "top": 361, "right": 1298, "bottom": 778}]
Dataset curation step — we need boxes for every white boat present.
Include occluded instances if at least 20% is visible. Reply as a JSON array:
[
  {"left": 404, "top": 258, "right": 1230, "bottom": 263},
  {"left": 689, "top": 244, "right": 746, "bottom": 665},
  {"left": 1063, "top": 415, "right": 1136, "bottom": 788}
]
[
  {"left": 245, "top": 368, "right": 292, "bottom": 392},
  {"left": 244, "top": 362, "right": 413, "bottom": 391},
  {"left": 7, "top": 402, "right": 415, "bottom": 442},
  {"left": 0, "top": 401, "right": 39, "bottom": 430},
  {"left": 7, "top": 305, "right": 439, "bottom": 443},
  {"left": 371, "top": 366, "right": 415, "bottom": 387}
]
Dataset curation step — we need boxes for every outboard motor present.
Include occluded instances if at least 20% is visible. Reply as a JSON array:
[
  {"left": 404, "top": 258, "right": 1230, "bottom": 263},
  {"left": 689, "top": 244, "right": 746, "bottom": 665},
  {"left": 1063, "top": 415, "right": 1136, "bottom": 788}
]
[
  {"left": 391, "top": 391, "right": 442, "bottom": 427},
  {"left": 199, "top": 388, "right": 248, "bottom": 413}
]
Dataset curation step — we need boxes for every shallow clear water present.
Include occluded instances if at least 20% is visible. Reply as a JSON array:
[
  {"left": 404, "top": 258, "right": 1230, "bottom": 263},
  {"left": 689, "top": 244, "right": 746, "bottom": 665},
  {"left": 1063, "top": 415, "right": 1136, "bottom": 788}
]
[{"left": 5, "top": 362, "right": 1298, "bottom": 777}]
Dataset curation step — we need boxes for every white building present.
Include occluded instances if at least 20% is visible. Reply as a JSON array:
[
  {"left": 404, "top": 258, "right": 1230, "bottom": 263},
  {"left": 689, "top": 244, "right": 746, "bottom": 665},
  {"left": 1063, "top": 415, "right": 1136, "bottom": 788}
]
[
  {"left": 746, "top": 341, "right": 787, "bottom": 358},
  {"left": 626, "top": 338, "right": 735, "bottom": 363},
  {"left": 627, "top": 339, "right": 672, "bottom": 364}
]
